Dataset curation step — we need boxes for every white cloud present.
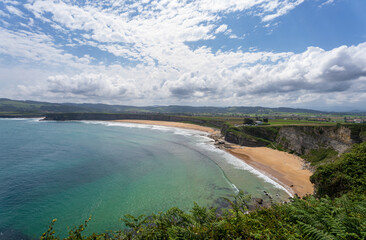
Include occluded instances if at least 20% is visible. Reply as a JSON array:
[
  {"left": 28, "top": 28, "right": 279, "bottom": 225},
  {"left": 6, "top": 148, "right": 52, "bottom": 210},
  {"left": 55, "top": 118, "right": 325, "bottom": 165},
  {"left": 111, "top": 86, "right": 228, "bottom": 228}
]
[
  {"left": 0, "top": 27, "right": 93, "bottom": 67},
  {"left": 319, "top": 0, "right": 335, "bottom": 7},
  {"left": 22, "top": 0, "right": 305, "bottom": 67},
  {"left": 234, "top": 43, "right": 366, "bottom": 98},
  {"left": 6, "top": 5, "right": 24, "bottom": 18},
  {"left": 2, "top": 0, "right": 21, "bottom": 5},
  {"left": 46, "top": 73, "right": 138, "bottom": 99},
  {"left": 261, "top": 0, "right": 304, "bottom": 22},
  {"left": 13, "top": 42, "right": 365, "bottom": 108},
  {"left": 2, "top": 0, "right": 365, "bottom": 109},
  {"left": 0, "top": 9, "right": 10, "bottom": 18},
  {"left": 215, "top": 24, "right": 228, "bottom": 34}
]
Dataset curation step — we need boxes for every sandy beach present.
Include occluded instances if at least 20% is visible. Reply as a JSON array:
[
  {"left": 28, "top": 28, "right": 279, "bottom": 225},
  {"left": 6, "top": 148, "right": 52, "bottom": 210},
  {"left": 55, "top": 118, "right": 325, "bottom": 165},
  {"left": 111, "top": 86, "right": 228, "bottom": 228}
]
[
  {"left": 227, "top": 147, "right": 313, "bottom": 197},
  {"left": 114, "top": 120, "right": 219, "bottom": 134},
  {"left": 113, "top": 120, "right": 314, "bottom": 197}
]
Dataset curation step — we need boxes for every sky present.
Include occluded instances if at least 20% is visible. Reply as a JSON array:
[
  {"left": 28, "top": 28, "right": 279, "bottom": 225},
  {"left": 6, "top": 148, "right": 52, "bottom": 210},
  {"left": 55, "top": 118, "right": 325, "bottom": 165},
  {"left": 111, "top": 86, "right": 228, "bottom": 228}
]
[{"left": 0, "top": 0, "right": 366, "bottom": 111}]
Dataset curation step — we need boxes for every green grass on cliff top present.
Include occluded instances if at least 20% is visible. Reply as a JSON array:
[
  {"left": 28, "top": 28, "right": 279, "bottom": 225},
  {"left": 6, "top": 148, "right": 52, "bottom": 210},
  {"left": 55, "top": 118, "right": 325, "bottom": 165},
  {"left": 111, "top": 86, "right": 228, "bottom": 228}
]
[{"left": 267, "top": 119, "right": 337, "bottom": 126}]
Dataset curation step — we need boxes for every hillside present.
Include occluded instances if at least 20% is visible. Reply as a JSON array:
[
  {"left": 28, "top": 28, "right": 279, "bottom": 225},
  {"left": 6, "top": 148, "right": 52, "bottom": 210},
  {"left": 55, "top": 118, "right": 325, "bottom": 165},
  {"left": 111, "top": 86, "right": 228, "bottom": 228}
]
[{"left": 0, "top": 98, "right": 331, "bottom": 116}]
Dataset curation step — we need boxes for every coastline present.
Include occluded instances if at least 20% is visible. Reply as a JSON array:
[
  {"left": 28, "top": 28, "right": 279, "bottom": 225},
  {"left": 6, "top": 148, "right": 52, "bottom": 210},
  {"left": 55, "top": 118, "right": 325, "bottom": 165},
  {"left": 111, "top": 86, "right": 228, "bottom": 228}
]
[
  {"left": 114, "top": 120, "right": 219, "bottom": 134},
  {"left": 113, "top": 120, "right": 314, "bottom": 197},
  {"left": 227, "top": 147, "right": 313, "bottom": 197}
]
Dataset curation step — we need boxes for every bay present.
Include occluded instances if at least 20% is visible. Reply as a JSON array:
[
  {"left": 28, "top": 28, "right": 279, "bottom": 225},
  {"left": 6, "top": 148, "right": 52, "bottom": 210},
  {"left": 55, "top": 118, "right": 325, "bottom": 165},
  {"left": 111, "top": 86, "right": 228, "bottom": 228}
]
[{"left": 0, "top": 119, "right": 288, "bottom": 239}]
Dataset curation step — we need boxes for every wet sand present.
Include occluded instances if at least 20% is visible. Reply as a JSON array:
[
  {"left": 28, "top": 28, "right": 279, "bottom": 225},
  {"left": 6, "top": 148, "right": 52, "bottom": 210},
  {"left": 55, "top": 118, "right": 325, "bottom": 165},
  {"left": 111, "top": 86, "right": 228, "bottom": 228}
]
[
  {"left": 227, "top": 147, "right": 313, "bottom": 197},
  {"left": 113, "top": 120, "right": 314, "bottom": 197}
]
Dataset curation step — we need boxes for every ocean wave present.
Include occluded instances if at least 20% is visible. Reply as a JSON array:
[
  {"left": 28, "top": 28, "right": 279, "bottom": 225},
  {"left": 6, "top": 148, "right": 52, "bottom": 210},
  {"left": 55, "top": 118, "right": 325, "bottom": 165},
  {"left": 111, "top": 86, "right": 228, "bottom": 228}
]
[
  {"left": 80, "top": 121, "right": 209, "bottom": 137},
  {"left": 0, "top": 117, "right": 44, "bottom": 122},
  {"left": 80, "top": 120, "right": 293, "bottom": 197},
  {"left": 195, "top": 139, "right": 294, "bottom": 197}
]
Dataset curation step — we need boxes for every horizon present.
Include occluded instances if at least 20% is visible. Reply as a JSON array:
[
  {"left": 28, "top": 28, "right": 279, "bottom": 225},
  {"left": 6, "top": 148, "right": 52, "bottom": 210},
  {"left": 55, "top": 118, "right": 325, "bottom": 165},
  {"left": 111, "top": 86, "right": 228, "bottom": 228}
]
[
  {"left": 3, "top": 97, "right": 366, "bottom": 113},
  {"left": 0, "top": 0, "right": 366, "bottom": 110}
]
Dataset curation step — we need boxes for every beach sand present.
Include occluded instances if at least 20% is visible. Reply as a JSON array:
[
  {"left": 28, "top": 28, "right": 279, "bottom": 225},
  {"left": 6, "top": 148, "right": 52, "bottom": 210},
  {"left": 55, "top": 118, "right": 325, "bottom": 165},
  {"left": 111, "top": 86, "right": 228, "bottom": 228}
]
[
  {"left": 113, "top": 120, "right": 313, "bottom": 197},
  {"left": 114, "top": 120, "right": 219, "bottom": 134},
  {"left": 227, "top": 147, "right": 313, "bottom": 197}
]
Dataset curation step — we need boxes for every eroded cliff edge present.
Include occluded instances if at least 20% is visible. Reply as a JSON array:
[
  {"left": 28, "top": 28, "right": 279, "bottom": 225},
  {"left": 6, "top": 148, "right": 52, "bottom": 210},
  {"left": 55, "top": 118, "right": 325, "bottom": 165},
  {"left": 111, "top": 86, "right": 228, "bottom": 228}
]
[{"left": 222, "top": 124, "right": 366, "bottom": 161}]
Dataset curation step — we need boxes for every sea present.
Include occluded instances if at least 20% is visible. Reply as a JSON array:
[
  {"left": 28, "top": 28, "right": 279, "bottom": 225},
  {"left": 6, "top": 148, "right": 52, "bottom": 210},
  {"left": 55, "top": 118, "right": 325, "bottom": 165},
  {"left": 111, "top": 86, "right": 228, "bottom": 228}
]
[{"left": 0, "top": 118, "right": 291, "bottom": 239}]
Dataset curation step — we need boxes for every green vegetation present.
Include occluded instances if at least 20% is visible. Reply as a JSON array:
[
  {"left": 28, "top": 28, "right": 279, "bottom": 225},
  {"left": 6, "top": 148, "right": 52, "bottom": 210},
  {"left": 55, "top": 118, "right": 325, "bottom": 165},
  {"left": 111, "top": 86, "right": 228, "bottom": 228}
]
[
  {"left": 2, "top": 99, "right": 365, "bottom": 122},
  {"left": 301, "top": 148, "right": 339, "bottom": 167},
  {"left": 311, "top": 142, "right": 366, "bottom": 198},
  {"left": 268, "top": 119, "right": 336, "bottom": 126},
  {"left": 42, "top": 194, "right": 366, "bottom": 239},
  {"left": 41, "top": 142, "right": 366, "bottom": 239},
  {"left": 222, "top": 124, "right": 272, "bottom": 147}
]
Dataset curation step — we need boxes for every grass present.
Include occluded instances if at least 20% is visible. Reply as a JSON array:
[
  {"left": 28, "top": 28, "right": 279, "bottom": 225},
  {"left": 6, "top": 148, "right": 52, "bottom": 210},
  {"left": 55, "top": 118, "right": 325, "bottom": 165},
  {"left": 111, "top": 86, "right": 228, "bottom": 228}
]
[
  {"left": 189, "top": 116, "right": 339, "bottom": 127},
  {"left": 268, "top": 119, "right": 336, "bottom": 126}
]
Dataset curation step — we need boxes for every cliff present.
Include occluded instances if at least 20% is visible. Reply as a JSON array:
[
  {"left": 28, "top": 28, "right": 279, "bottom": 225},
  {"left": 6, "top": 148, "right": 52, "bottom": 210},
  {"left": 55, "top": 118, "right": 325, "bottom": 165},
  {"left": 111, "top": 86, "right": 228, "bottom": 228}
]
[{"left": 222, "top": 124, "right": 366, "bottom": 160}]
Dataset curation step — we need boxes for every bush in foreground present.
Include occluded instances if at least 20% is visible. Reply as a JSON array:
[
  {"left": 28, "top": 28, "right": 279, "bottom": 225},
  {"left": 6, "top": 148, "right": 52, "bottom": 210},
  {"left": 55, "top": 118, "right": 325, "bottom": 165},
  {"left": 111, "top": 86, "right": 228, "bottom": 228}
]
[
  {"left": 41, "top": 193, "right": 366, "bottom": 240},
  {"left": 42, "top": 142, "right": 366, "bottom": 239}
]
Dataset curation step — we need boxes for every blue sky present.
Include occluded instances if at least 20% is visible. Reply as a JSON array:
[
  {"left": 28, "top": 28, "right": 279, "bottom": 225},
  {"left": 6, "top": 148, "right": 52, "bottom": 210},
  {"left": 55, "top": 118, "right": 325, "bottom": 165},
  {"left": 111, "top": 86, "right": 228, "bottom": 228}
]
[{"left": 0, "top": 0, "right": 365, "bottom": 111}]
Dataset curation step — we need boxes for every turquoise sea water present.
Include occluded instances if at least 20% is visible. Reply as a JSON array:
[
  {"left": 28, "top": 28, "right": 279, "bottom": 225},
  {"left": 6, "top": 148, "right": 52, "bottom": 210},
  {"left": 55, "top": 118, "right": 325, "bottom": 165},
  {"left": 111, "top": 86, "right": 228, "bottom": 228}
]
[{"left": 0, "top": 119, "right": 290, "bottom": 239}]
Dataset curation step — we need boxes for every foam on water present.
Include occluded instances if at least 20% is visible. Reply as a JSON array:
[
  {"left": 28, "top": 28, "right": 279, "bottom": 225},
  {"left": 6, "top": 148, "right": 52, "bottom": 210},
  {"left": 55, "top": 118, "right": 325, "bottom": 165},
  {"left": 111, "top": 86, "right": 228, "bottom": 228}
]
[
  {"left": 82, "top": 121, "right": 294, "bottom": 197},
  {"left": 197, "top": 141, "right": 294, "bottom": 197},
  {"left": 80, "top": 120, "right": 209, "bottom": 137},
  {"left": 0, "top": 118, "right": 43, "bottom": 121}
]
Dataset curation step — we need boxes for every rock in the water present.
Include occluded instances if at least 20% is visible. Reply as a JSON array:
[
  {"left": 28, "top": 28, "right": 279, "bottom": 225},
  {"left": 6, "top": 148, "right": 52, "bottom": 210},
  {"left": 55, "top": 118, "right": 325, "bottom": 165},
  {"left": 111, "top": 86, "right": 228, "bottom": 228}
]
[{"left": 256, "top": 198, "right": 263, "bottom": 204}]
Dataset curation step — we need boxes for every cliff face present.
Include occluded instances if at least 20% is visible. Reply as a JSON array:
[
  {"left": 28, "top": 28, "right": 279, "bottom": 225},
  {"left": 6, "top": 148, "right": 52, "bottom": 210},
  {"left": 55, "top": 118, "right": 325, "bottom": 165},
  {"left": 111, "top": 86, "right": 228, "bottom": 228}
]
[
  {"left": 222, "top": 124, "right": 276, "bottom": 147},
  {"left": 277, "top": 126, "right": 355, "bottom": 155},
  {"left": 224, "top": 131, "right": 269, "bottom": 147},
  {"left": 223, "top": 124, "right": 366, "bottom": 155}
]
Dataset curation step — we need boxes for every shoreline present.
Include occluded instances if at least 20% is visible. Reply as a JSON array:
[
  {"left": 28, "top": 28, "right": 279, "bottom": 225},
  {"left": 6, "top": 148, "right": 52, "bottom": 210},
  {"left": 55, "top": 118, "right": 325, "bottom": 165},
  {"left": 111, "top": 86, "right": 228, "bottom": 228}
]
[
  {"left": 114, "top": 120, "right": 220, "bottom": 134},
  {"left": 113, "top": 120, "right": 314, "bottom": 197}
]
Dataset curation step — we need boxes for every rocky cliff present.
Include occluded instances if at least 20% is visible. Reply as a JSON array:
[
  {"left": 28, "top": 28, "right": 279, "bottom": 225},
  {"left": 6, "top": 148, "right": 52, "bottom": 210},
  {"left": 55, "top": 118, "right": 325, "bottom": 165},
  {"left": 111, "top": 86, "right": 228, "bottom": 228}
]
[
  {"left": 222, "top": 124, "right": 366, "bottom": 156},
  {"left": 277, "top": 126, "right": 356, "bottom": 155}
]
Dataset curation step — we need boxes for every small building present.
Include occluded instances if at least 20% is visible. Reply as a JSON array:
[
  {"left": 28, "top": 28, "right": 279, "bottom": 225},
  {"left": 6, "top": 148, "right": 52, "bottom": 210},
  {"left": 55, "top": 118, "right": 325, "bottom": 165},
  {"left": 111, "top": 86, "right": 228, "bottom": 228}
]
[{"left": 354, "top": 119, "right": 364, "bottom": 124}]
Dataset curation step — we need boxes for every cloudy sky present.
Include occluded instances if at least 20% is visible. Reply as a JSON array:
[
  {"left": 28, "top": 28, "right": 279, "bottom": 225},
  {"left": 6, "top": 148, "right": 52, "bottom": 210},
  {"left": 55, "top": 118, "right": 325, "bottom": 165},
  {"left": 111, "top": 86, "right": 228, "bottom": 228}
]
[{"left": 0, "top": 0, "right": 365, "bottom": 110}]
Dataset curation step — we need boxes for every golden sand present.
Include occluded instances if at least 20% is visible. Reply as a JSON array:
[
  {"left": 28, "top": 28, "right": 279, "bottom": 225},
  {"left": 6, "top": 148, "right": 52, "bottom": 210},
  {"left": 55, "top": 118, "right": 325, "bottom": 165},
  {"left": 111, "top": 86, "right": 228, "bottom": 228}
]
[
  {"left": 227, "top": 147, "right": 313, "bottom": 197},
  {"left": 114, "top": 120, "right": 219, "bottom": 134}
]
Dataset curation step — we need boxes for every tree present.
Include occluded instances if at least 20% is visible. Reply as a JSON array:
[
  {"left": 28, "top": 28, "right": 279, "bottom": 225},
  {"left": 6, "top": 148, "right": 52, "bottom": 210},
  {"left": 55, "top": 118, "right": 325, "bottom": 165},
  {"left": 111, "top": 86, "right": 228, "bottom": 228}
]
[{"left": 244, "top": 118, "right": 254, "bottom": 125}]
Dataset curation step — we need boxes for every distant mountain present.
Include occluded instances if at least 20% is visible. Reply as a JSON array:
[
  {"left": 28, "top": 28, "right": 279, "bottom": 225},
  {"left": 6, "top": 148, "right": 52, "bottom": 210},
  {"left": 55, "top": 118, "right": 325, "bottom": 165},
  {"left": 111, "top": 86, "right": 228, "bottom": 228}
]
[
  {"left": 0, "top": 98, "right": 89, "bottom": 113},
  {"left": 0, "top": 98, "right": 342, "bottom": 116}
]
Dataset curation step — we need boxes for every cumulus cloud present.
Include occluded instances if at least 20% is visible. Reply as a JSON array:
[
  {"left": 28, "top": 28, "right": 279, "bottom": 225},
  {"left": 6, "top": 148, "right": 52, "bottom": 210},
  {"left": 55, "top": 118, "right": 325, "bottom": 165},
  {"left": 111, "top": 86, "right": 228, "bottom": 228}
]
[
  {"left": 215, "top": 24, "right": 228, "bottom": 34},
  {"left": 46, "top": 74, "right": 137, "bottom": 99},
  {"left": 15, "top": 42, "right": 364, "bottom": 107},
  {"left": 238, "top": 43, "right": 366, "bottom": 95},
  {"left": 1, "top": 0, "right": 365, "bottom": 109}
]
